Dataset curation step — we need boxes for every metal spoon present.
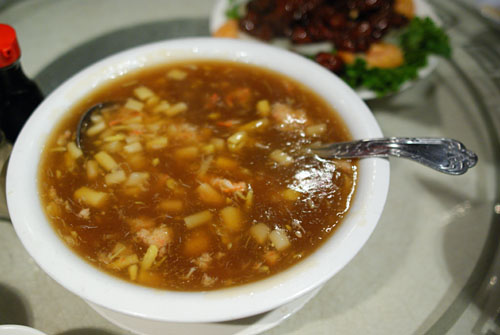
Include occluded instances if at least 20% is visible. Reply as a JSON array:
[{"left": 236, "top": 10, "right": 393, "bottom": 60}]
[
  {"left": 76, "top": 102, "right": 116, "bottom": 149},
  {"left": 75, "top": 104, "right": 478, "bottom": 175},
  {"left": 311, "top": 137, "right": 478, "bottom": 175}
]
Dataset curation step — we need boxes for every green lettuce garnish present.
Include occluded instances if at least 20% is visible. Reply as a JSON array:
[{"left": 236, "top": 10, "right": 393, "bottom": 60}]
[{"left": 342, "top": 17, "right": 452, "bottom": 96}]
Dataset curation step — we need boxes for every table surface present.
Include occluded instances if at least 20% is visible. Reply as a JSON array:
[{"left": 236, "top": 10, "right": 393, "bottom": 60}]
[{"left": 0, "top": 1, "right": 499, "bottom": 334}]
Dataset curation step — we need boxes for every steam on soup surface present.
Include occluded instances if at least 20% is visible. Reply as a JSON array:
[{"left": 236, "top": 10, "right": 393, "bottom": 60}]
[{"left": 39, "top": 60, "right": 357, "bottom": 291}]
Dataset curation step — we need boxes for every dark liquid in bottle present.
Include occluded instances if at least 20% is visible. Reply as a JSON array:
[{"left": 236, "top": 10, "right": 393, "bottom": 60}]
[{"left": 0, "top": 61, "right": 43, "bottom": 142}]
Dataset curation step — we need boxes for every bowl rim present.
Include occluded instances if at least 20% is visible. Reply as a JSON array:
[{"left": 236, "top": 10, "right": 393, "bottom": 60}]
[{"left": 7, "top": 37, "right": 390, "bottom": 323}]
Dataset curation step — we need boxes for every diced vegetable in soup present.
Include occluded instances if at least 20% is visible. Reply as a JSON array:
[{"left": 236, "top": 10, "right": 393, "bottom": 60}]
[{"left": 38, "top": 61, "right": 357, "bottom": 291}]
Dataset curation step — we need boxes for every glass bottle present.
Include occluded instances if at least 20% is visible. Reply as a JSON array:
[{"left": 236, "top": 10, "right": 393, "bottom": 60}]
[{"left": 0, "top": 23, "right": 43, "bottom": 143}]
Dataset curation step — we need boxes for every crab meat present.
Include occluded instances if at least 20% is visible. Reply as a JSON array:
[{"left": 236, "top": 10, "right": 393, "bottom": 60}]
[
  {"left": 136, "top": 224, "right": 173, "bottom": 256},
  {"left": 193, "top": 252, "right": 213, "bottom": 271},
  {"left": 167, "top": 123, "right": 199, "bottom": 143},
  {"left": 201, "top": 273, "right": 217, "bottom": 287},
  {"left": 77, "top": 208, "right": 90, "bottom": 220},
  {"left": 271, "top": 103, "right": 308, "bottom": 131},
  {"left": 211, "top": 177, "right": 247, "bottom": 194}
]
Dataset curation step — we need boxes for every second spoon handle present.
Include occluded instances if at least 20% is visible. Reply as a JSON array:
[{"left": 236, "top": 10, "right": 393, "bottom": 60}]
[{"left": 311, "top": 137, "right": 478, "bottom": 175}]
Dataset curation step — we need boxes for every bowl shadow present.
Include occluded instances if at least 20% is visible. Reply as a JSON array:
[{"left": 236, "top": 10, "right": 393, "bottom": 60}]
[
  {"left": 34, "top": 18, "right": 209, "bottom": 96},
  {"left": 0, "top": 283, "right": 32, "bottom": 326},
  {"left": 56, "top": 328, "right": 123, "bottom": 335}
]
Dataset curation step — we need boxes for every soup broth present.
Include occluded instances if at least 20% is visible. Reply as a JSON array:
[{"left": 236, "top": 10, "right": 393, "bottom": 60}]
[{"left": 38, "top": 60, "right": 357, "bottom": 291}]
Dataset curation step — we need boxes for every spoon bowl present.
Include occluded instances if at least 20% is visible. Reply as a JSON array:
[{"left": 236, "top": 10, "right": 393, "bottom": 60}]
[{"left": 76, "top": 102, "right": 117, "bottom": 149}]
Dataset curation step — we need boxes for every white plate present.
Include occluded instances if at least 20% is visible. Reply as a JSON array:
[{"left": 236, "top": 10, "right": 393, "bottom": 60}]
[
  {"left": 88, "top": 286, "right": 322, "bottom": 335},
  {"left": 0, "top": 325, "right": 46, "bottom": 335},
  {"left": 210, "top": 0, "right": 442, "bottom": 100}
]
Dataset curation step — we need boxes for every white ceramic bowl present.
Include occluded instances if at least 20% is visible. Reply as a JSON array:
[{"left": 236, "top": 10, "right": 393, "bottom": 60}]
[{"left": 7, "top": 38, "right": 389, "bottom": 323}]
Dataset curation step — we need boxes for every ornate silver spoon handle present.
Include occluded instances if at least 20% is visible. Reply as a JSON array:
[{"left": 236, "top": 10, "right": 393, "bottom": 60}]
[{"left": 311, "top": 137, "right": 478, "bottom": 175}]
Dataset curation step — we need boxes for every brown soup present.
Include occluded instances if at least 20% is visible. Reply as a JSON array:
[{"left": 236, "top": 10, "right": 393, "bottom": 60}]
[{"left": 38, "top": 60, "right": 357, "bottom": 291}]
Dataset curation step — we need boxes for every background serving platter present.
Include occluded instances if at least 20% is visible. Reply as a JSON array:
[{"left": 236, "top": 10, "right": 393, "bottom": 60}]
[
  {"left": 209, "top": 0, "right": 443, "bottom": 100},
  {"left": 0, "top": 0, "right": 499, "bottom": 335}
]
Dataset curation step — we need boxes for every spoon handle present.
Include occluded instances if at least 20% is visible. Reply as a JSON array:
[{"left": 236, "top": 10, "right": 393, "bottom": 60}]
[{"left": 312, "top": 137, "right": 478, "bottom": 175}]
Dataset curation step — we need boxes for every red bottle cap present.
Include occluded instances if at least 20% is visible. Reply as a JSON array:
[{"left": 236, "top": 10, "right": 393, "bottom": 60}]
[{"left": 0, "top": 23, "right": 21, "bottom": 67}]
